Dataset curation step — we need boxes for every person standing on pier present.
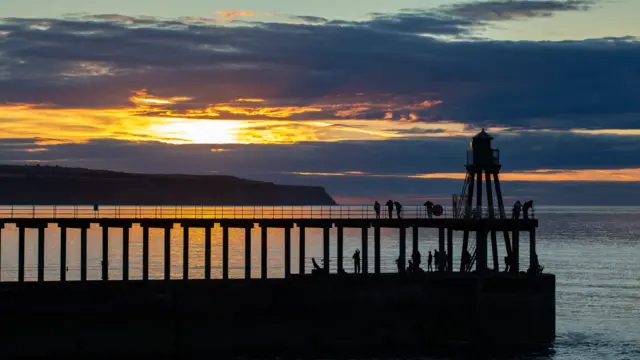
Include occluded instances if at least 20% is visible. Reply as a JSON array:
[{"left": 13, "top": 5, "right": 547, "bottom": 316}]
[
  {"left": 424, "top": 201, "right": 434, "bottom": 219},
  {"left": 427, "top": 251, "right": 433, "bottom": 272},
  {"left": 411, "top": 249, "right": 422, "bottom": 270},
  {"left": 512, "top": 201, "right": 522, "bottom": 219},
  {"left": 394, "top": 201, "right": 403, "bottom": 219},
  {"left": 374, "top": 201, "right": 381, "bottom": 219},
  {"left": 386, "top": 200, "right": 394, "bottom": 219},
  {"left": 434, "top": 249, "right": 440, "bottom": 271},
  {"left": 522, "top": 200, "right": 533, "bottom": 219},
  {"left": 353, "top": 249, "right": 361, "bottom": 274}
]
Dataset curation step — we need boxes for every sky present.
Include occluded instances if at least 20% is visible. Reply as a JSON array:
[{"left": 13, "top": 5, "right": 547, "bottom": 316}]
[{"left": 1, "top": 0, "right": 640, "bottom": 205}]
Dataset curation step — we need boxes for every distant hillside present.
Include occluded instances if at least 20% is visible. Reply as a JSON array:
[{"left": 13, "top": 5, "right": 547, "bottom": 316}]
[{"left": 0, "top": 165, "right": 337, "bottom": 205}]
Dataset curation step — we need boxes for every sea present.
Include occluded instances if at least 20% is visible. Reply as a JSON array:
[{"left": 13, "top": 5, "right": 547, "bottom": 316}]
[{"left": 0, "top": 205, "right": 638, "bottom": 360}]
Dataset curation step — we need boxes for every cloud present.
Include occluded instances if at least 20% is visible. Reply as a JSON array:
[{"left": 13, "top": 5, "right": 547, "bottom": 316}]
[
  {"left": 290, "top": 16, "right": 329, "bottom": 24},
  {"left": 441, "top": 0, "right": 595, "bottom": 21}
]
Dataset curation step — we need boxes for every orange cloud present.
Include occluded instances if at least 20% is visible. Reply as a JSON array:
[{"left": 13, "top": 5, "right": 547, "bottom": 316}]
[
  {"left": 215, "top": 11, "right": 256, "bottom": 19},
  {"left": 287, "top": 168, "right": 640, "bottom": 182}
]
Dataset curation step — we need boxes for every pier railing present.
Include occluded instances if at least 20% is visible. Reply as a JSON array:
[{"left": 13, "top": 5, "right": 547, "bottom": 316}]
[{"left": 0, "top": 205, "right": 534, "bottom": 220}]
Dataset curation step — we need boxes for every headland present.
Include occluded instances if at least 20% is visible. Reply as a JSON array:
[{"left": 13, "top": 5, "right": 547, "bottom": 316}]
[{"left": 0, "top": 165, "right": 336, "bottom": 205}]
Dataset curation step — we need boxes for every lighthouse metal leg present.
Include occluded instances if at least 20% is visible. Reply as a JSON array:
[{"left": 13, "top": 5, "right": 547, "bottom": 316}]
[
  {"left": 476, "top": 170, "right": 483, "bottom": 217},
  {"left": 485, "top": 172, "right": 500, "bottom": 271},
  {"left": 460, "top": 172, "right": 476, "bottom": 272},
  {"left": 493, "top": 173, "right": 513, "bottom": 258}
]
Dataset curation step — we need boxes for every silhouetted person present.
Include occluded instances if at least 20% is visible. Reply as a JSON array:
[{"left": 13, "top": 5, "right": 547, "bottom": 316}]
[
  {"left": 386, "top": 200, "right": 394, "bottom": 219},
  {"left": 424, "top": 201, "right": 434, "bottom": 219},
  {"left": 442, "top": 251, "right": 448, "bottom": 271},
  {"left": 374, "top": 201, "right": 381, "bottom": 219},
  {"left": 427, "top": 251, "right": 433, "bottom": 272},
  {"left": 434, "top": 250, "right": 440, "bottom": 271},
  {"left": 412, "top": 249, "right": 422, "bottom": 269},
  {"left": 512, "top": 200, "right": 522, "bottom": 219},
  {"left": 394, "top": 201, "right": 403, "bottom": 219},
  {"left": 395, "top": 258, "right": 403, "bottom": 273},
  {"left": 462, "top": 250, "right": 471, "bottom": 272},
  {"left": 353, "top": 249, "right": 361, "bottom": 274},
  {"left": 504, "top": 256, "right": 510, "bottom": 272},
  {"left": 523, "top": 200, "right": 533, "bottom": 219}
]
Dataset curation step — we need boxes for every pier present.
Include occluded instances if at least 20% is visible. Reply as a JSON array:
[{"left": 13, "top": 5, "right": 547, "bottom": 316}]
[{"left": 0, "top": 130, "right": 554, "bottom": 358}]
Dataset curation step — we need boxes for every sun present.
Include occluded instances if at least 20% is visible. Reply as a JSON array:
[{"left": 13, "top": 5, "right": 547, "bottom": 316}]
[{"left": 149, "top": 119, "right": 243, "bottom": 144}]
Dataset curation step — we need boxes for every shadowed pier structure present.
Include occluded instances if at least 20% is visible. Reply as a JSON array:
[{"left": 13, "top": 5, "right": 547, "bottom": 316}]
[{"left": 0, "top": 130, "right": 553, "bottom": 358}]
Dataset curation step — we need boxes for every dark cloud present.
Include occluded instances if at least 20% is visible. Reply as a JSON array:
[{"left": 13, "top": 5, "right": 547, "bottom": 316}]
[
  {"left": 2, "top": 131, "right": 640, "bottom": 204},
  {"left": 1, "top": 5, "right": 638, "bottom": 130},
  {"left": 290, "top": 16, "right": 329, "bottom": 24},
  {"left": 441, "top": 0, "right": 595, "bottom": 21}
]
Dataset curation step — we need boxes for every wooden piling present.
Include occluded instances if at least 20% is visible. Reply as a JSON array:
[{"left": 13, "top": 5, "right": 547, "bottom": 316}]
[
  {"left": 284, "top": 226, "right": 291, "bottom": 278},
  {"left": 80, "top": 227, "right": 87, "bottom": 282},
  {"left": 337, "top": 226, "right": 344, "bottom": 272},
  {"left": 142, "top": 226, "right": 149, "bottom": 281},
  {"left": 122, "top": 227, "right": 129, "bottom": 281},
  {"left": 60, "top": 226, "right": 67, "bottom": 282},
  {"left": 164, "top": 227, "right": 171, "bottom": 280},
  {"left": 530, "top": 227, "right": 536, "bottom": 271},
  {"left": 323, "top": 227, "right": 330, "bottom": 272},
  {"left": 37, "top": 226, "right": 45, "bottom": 283},
  {"left": 412, "top": 225, "right": 419, "bottom": 254},
  {"left": 261, "top": 226, "right": 268, "bottom": 279},
  {"left": 102, "top": 226, "right": 109, "bottom": 281},
  {"left": 222, "top": 226, "right": 229, "bottom": 279},
  {"left": 183, "top": 226, "right": 189, "bottom": 280},
  {"left": 18, "top": 227, "right": 25, "bottom": 282},
  {"left": 447, "top": 228, "right": 453, "bottom": 273},
  {"left": 399, "top": 226, "right": 406, "bottom": 273},
  {"left": 374, "top": 225, "right": 381, "bottom": 274},
  {"left": 299, "top": 226, "right": 305, "bottom": 275},
  {"left": 512, "top": 228, "right": 520, "bottom": 273},
  {"left": 204, "top": 226, "right": 211, "bottom": 280},
  {"left": 476, "top": 227, "right": 487, "bottom": 274},
  {"left": 438, "top": 227, "right": 445, "bottom": 272},
  {"left": 245, "top": 227, "right": 252, "bottom": 279},
  {"left": 361, "top": 227, "right": 368, "bottom": 274}
]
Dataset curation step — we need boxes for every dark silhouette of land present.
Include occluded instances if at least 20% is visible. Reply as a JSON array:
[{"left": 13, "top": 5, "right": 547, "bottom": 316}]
[{"left": 0, "top": 164, "right": 336, "bottom": 205}]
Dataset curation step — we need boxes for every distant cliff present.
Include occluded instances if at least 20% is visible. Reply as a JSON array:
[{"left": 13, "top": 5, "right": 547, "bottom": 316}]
[{"left": 0, "top": 165, "right": 337, "bottom": 205}]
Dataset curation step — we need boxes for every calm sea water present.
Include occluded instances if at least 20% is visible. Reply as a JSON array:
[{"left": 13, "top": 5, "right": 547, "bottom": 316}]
[{"left": 0, "top": 205, "right": 638, "bottom": 359}]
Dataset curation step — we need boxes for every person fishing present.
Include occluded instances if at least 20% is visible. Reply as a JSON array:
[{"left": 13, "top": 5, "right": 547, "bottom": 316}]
[
  {"left": 374, "top": 201, "right": 381, "bottom": 219},
  {"left": 386, "top": 200, "right": 394, "bottom": 219},
  {"left": 424, "top": 201, "right": 434, "bottom": 219},
  {"left": 352, "top": 249, "right": 361, "bottom": 274}
]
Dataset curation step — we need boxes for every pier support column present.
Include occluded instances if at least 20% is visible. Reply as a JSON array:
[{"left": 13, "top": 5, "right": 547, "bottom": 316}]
[
  {"left": 122, "top": 227, "right": 129, "bottom": 281},
  {"left": 512, "top": 228, "right": 519, "bottom": 273},
  {"left": 261, "top": 226, "right": 268, "bottom": 279},
  {"left": 80, "top": 227, "right": 87, "bottom": 282},
  {"left": 399, "top": 227, "right": 406, "bottom": 273},
  {"left": 37, "top": 226, "right": 45, "bottom": 283},
  {"left": 362, "top": 227, "right": 368, "bottom": 274},
  {"left": 164, "top": 227, "right": 171, "bottom": 280},
  {"left": 476, "top": 226, "right": 487, "bottom": 274},
  {"left": 222, "top": 226, "right": 229, "bottom": 279},
  {"left": 142, "top": 226, "right": 149, "bottom": 281},
  {"left": 204, "top": 226, "right": 211, "bottom": 280},
  {"left": 299, "top": 226, "right": 305, "bottom": 274},
  {"left": 101, "top": 226, "right": 109, "bottom": 281},
  {"left": 438, "top": 227, "right": 445, "bottom": 272},
  {"left": 245, "top": 227, "right": 252, "bottom": 279},
  {"left": 284, "top": 226, "right": 291, "bottom": 278},
  {"left": 337, "top": 226, "right": 344, "bottom": 272},
  {"left": 447, "top": 228, "right": 453, "bottom": 273},
  {"left": 374, "top": 225, "right": 381, "bottom": 274},
  {"left": 530, "top": 227, "right": 537, "bottom": 271},
  {"left": 323, "top": 227, "right": 330, "bottom": 272},
  {"left": 183, "top": 226, "right": 189, "bottom": 280},
  {"left": 412, "top": 225, "right": 419, "bottom": 255},
  {"left": 18, "top": 227, "right": 25, "bottom": 282},
  {"left": 60, "top": 227, "right": 67, "bottom": 282}
]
